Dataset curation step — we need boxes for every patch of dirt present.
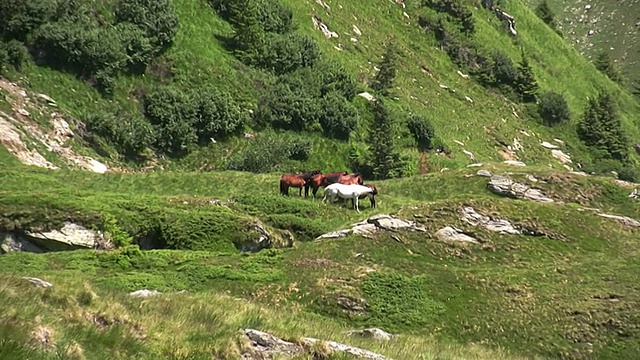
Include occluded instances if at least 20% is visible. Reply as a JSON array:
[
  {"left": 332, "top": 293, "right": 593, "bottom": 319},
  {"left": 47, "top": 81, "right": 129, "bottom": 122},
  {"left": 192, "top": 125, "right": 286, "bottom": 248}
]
[{"left": 0, "top": 78, "right": 109, "bottom": 173}]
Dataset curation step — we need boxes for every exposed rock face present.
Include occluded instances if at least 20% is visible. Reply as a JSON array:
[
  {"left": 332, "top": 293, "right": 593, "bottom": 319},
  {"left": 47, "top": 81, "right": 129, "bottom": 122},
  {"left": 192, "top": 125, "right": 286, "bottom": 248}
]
[
  {"left": 24, "top": 277, "right": 53, "bottom": 288},
  {"left": 476, "top": 169, "right": 492, "bottom": 177},
  {"left": 241, "top": 329, "right": 392, "bottom": 360},
  {"left": 596, "top": 213, "right": 640, "bottom": 228},
  {"left": 316, "top": 214, "right": 427, "bottom": 240},
  {"left": 1, "top": 222, "right": 105, "bottom": 254},
  {"left": 129, "top": 289, "right": 161, "bottom": 297},
  {"left": 460, "top": 207, "right": 521, "bottom": 234},
  {"left": 487, "top": 175, "right": 554, "bottom": 203},
  {"left": 236, "top": 221, "right": 294, "bottom": 252}
]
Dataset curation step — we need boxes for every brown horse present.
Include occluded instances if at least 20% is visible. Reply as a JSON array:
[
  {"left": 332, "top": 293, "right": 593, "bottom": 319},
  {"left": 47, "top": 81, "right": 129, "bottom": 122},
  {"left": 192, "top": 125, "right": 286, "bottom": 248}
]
[
  {"left": 300, "top": 170, "right": 322, "bottom": 197},
  {"left": 280, "top": 174, "right": 307, "bottom": 196},
  {"left": 308, "top": 172, "right": 364, "bottom": 198}
]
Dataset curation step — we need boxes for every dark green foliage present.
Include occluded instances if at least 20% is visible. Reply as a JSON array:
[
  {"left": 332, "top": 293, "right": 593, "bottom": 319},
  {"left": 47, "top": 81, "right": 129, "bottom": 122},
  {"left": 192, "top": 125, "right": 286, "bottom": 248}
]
[
  {"left": 407, "top": 114, "right": 436, "bottom": 150},
  {"left": 369, "top": 100, "right": 405, "bottom": 179},
  {"left": 193, "top": 89, "right": 250, "bottom": 142},
  {"left": 537, "top": 91, "right": 571, "bottom": 126},
  {"left": 114, "top": 0, "right": 179, "bottom": 52},
  {"left": 143, "top": 87, "right": 199, "bottom": 153},
  {"left": 316, "top": 60, "right": 358, "bottom": 100},
  {"left": 578, "top": 91, "right": 628, "bottom": 161},
  {"left": 487, "top": 50, "right": 518, "bottom": 87},
  {"left": 256, "top": 81, "right": 320, "bottom": 132},
  {"left": 423, "top": 0, "right": 475, "bottom": 34},
  {"left": 617, "top": 166, "right": 639, "bottom": 183},
  {"left": 514, "top": 52, "right": 538, "bottom": 102},
  {"left": 593, "top": 49, "right": 624, "bottom": 84},
  {"left": 84, "top": 111, "right": 156, "bottom": 157},
  {"left": 361, "top": 272, "right": 446, "bottom": 332},
  {"left": 224, "top": 132, "right": 311, "bottom": 173},
  {"left": 260, "top": 32, "right": 320, "bottom": 75},
  {"left": 256, "top": 0, "right": 294, "bottom": 34},
  {"left": 0, "top": 40, "right": 29, "bottom": 70},
  {"left": 264, "top": 214, "right": 328, "bottom": 241},
  {"left": 0, "top": 0, "right": 59, "bottom": 41},
  {"left": 228, "top": 0, "right": 267, "bottom": 65},
  {"left": 0, "top": 48, "right": 8, "bottom": 74},
  {"left": 371, "top": 42, "right": 398, "bottom": 96},
  {"left": 535, "top": 0, "right": 557, "bottom": 30},
  {"left": 159, "top": 211, "right": 245, "bottom": 252},
  {"left": 318, "top": 92, "right": 359, "bottom": 140}
]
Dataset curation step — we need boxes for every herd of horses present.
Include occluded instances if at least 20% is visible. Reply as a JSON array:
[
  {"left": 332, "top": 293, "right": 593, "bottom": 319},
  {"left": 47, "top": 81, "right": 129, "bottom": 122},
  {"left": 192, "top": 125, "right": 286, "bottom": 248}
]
[{"left": 279, "top": 170, "right": 378, "bottom": 212}]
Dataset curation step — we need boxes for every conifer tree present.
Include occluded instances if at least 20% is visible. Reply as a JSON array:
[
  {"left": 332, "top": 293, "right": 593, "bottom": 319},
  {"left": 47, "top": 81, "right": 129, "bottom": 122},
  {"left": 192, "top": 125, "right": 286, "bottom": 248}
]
[
  {"left": 371, "top": 42, "right": 398, "bottom": 96},
  {"left": 593, "top": 49, "right": 624, "bottom": 84},
  {"left": 514, "top": 50, "right": 538, "bottom": 102},
  {"left": 578, "top": 91, "right": 628, "bottom": 160},
  {"left": 368, "top": 99, "right": 405, "bottom": 179},
  {"left": 229, "top": 0, "right": 265, "bottom": 65},
  {"left": 535, "top": 0, "right": 556, "bottom": 29}
]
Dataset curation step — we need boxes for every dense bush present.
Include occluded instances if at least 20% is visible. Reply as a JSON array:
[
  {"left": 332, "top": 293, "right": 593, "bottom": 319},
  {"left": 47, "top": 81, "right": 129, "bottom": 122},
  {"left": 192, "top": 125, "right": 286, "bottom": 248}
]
[
  {"left": 0, "top": 48, "right": 8, "bottom": 74},
  {"left": 114, "top": 0, "right": 179, "bottom": 54},
  {"left": 423, "top": 0, "right": 475, "bottom": 35},
  {"left": 0, "top": 40, "right": 29, "bottom": 70},
  {"left": 224, "top": 132, "right": 311, "bottom": 173},
  {"left": 407, "top": 114, "right": 436, "bottom": 150},
  {"left": 537, "top": 91, "right": 570, "bottom": 126},
  {"left": 316, "top": 60, "right": 358, "bottom": 100},
  {"left": 0, "top": 0, "right": 59, "bottom": 41},
  {"left": 257, "top": 32, "right": 320, "bottom": 75},
  {"left": 84, "top": 112, "right": 156, "bottom": 157},
  {"left": 318, "top": 92, "right": 359, "bottom": 140},
  {"left": 256, "top": 0, "right": 293, "bottom": 33},
  {"left": 255, "top": 81, "right": 320, "bottom": 132},
  {"left": 193, "top": 89, "right": 250, "bottom": 143},
  {"left": 143, "top": 87, "right": 199, "bottom": 153}
]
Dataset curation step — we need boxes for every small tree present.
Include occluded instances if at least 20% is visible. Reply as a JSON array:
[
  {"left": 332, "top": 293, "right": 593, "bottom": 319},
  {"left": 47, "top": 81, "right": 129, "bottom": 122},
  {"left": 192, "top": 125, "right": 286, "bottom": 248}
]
[
  {"left": 593, "top": 49, "right": 624, "bottom": 84},
  {"left": 577, "top": 91, "right": 628, "bottom": 160},
  {"left": 368, "top": 99, "right": 405, "bottom": 179},
  {"left": 318, "top": 92, "right": 359, "bottom": 140},
  {"left": 537, "top": 91, "right": 570, "bottom": 126},
  {"left": 228, "top": 0, "right": 266, "bottom": 65},
  {"left": 371, "top": 42, "right": 398, "bottom": 96},
  {"left": 514, "top": 51, "right": 538, "bottom": 102},
  {"left": 407, "top": 114, "right": 436, "bottom": 150},
  {"left": 535, "top": 0, "right": 557, "bottom": 30}
]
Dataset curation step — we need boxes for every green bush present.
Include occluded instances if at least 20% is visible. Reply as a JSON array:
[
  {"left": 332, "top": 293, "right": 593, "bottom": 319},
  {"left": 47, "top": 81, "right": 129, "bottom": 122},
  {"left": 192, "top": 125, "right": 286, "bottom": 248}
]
[
  {"left": 577, "top": 91, "right": 628, "bottom": 161},
  {"left": 537, "top": 91, "right": 571, "bottom": 126},
  {"left": 1, "top": 40, "right": 29, "bottom": 70},
  {"left": 84, "top": 111, "right": 156, "bottom": 157},
  {"left": 318, "top": 92, "right": 359, "bottom": 140},
  {"left": 0, "top": 0, "right": 59, "bottom": 41},
  {"left": 316, "top": 60, "right": 358, "bottom": 100},
  {"left": 224, "top": 131, "right": 311, "bottom": 173},
  {"left": 194, "top": 89, "right": 250, "bottom": 142},
  {"left": 114, "top": 0, "right": 179, "bottom": 52},
  {"left": 0, "top": 48, "right": 8, "bottom": 74},
  {"left": 256, "top": 0, "right": 293, "bottom": 33},
  {"left": 617, "top": 166, "right": 639, "bottom": 183},
  {"left": 143, "top": 87, "right": 199, "bottom": 153},
  {"left": 260, "top": 32, "right": 320, "bottom": 75},
  {"left": 256, "top": 81, "right": 320, "bottom": 131},
  {"left": 407, "top": 114, "right": 436, "bottom": 150}
]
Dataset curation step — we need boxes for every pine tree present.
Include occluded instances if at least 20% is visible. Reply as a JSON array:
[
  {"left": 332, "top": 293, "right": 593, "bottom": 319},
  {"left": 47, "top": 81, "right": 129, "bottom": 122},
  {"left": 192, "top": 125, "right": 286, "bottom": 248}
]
[
  {"left": 577, "top": 91, "right": 628, "bottom": 160},
  {"left": 368, "top": 99, "right": 405, "bottom": 179},
  {"left": 514, "top": 51, "right": 538, "bottom": 102},
  {"left": 593, "top": 49, "right": 624, "bottom": 84},
  {"left": 535, "top": 0, "right": 556, "bottom": 29},
  {"left": 228, "top": 0, "right": 265, "bottom": 65},
  {"left": 371, "top": 42, "right": 398, "bottom": 96}
]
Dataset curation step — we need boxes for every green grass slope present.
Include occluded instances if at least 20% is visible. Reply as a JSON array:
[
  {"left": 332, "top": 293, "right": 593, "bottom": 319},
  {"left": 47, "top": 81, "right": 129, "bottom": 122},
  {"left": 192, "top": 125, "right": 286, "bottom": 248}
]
[
  {"left": 1, "top": 0, "right": 638, "bottom": 174},
  {"left": 1, "top": 163, "right": 639, "bottom": 359}
]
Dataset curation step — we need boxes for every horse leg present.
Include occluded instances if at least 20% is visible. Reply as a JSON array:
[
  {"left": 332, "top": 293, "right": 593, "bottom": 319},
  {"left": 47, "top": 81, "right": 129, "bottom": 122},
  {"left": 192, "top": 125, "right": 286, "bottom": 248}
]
[
  {"left": 355, "top": 196, "right": 360, "bottom": 212},
  {"left": 304, "top": 184, "right": 310, "bottom": 197}
]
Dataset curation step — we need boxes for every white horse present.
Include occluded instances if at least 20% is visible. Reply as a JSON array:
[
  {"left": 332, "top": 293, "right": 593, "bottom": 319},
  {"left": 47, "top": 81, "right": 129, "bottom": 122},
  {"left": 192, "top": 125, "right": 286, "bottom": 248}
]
[{"left": 322, "top": 183, "right": 378, "bottom": 212}]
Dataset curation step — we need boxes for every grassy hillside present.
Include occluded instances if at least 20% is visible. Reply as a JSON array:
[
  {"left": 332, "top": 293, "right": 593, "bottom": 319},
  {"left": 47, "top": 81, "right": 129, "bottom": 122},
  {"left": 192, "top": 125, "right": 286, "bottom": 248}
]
[
  {"left": 1, "top": 163, "right": 639, "bottom": 359},
  {"left": 524, "top": 0, "right": 640, "bottom": 91},
  {"left": 1, "top": 0, "right": 639, "bottom": 176}
]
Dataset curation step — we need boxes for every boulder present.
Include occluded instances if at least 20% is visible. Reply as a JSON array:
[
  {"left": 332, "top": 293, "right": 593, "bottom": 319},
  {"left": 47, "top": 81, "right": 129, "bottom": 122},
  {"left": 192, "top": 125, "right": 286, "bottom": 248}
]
[
  {"left": 460, "top": 207, "right": 521, "bottom": 234},
  {"left": 487, "top": 175, "right": 554, "bottom": 203},
  {"left": 24, "top": 222, "right": 103, "bottom": 251},
  {"left": 596, "top": 213, "right": 640, "bottom": 228},
  {"left": 316, "top": 214, "right": 426, "bottom": 240},
  {"left": 129, "top": 289, "right": 161, "bottom": 297},
  {"left": 434, "top": 227, "right": 479, "bottom": 244},
  {"left": 476, "top": 169, "right": 492, "bottom": 177},
  {"left": 347, "top": 328, "right": 394, "bottom": 341},
  {"left": 23, "top": 277, "right": 53, "bottom": 288},
  {"left": 1, "top": 233, "right": 45, "bottom": 254},
  {"left": 236, "top": 221, "right": 294, "bottom": 252}
]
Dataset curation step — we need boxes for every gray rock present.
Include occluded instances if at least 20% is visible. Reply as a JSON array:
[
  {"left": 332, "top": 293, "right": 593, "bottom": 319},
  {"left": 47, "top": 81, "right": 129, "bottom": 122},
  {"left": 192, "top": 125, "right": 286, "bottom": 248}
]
[
  {"left": 347, "top": 328, "right": 394, "bottom": 341},
  {"left": 1, "top": 233, "right": 45, "bottom": 254},
  {"left": 23, "top": 277, "right": 53, "bottom": 288},
  {"left": 460, "top": 207, "right": 521, "bottom": 234},
  {"left": 237, "top": 221, "right": 294, "bottom": 252},
  {"left": 316, "top": 214, "right": 426, "bottom": 240},
  {"left": 487, "top": 175, "right": 554, "bottom": 203},
  {"left": 503, "top": 160, "right": 526, "bottom": 166},
  {"left": 476, "top": 169, "right": 492, "bottom": 177},
  {"left": 23, "top": 222, "right": 103, "bottom": 251},
  {"left": 596, "top": 213, "right": 640, "bottom": 228},
  {"left": 129, "top": 289, "right": 161, "bottom": 297},
  {"left": 435, "top": 227, "right": 479, "bottom": 244}
]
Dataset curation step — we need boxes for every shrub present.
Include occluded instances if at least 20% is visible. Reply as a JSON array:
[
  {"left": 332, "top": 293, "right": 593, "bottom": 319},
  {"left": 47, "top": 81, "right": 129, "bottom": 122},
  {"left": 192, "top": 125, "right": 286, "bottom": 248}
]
[
  {"left": 193, "top": 89, "right": 250, "bottom": 142},
  {"left": 0, "top": 48, "right": 8, "bottom": 74},
  {"left": 224, "top": 132, "right": 311, "bottom": 173},
  {"left": 0, "top": 0, "right": 59, "bottom": 41},
  {"left": 537, "top": 91, "right": 570, "bottom": 126},
  {"left": 256, "top": 81, "right": 320, "bottom": 132},
  {"left": 316, "top": 60, "right": 358, "bottom": 100},
  {"left": 2, "top": 40, "right": 29, "bottom": 70},
  {"left": 260, "top": 32, "right": 320, "bottom": 75},
  {"left": 407, "top": 114, "right": 436, "bottom": 150},
  {"left": 114, "top": 0, "right": 179, "bottom": 52},
  {"left": 84, "top": 111, "right": 156, "bottom": 156},
  {"left": 143, "top": 87, "right": 199, "bottom": 153},
  {"left": 256, "top": 0, "right": 293, "bottom": 33},
  {"left": 371, "top": 42, "right": 398, "bottom": 96},
  {"left": 617, "top": 166, "right": 639, "bottom": 183},
  {"left": 318, "top": 92, "right": 359, "bottom": 140}
]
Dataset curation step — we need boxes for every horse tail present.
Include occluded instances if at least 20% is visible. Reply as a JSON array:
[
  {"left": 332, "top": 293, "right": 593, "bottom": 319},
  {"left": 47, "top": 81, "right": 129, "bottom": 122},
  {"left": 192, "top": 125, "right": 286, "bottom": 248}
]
[{"left": 279, "top": 179, "right": 286, "bottom": 195}]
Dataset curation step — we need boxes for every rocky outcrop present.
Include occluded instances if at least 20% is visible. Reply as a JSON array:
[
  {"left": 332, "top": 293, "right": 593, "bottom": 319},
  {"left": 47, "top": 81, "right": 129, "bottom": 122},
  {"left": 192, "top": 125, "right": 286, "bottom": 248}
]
[
  {"left": 315, "top": 214, "right": 427, "bottom": 240},
  {"left": 487, "top": 175, "right": 555, "bottom": 202},
  {"left": 596, "top": 213, "right": 640, "bottom": 228},
  {"left": 460, "top": 207, "right": 521, "bottom": 234},
  {"left": 1, "top": 222, "right": 105, "bottom": 254},
  {"left": 235, "top": 221, "right": 294, "bottom": 253},
  {"left": 347, "top": 328, "right": 394, "bottom": 341},
  {"left": 434, "top": 227, "right": 479, "bottom": 244},
  {"left": 242, "top": 329, "right": 392, "bottom": 360},
  {"left": 24, "top": 277, "right": 53, "bottom": 288}
]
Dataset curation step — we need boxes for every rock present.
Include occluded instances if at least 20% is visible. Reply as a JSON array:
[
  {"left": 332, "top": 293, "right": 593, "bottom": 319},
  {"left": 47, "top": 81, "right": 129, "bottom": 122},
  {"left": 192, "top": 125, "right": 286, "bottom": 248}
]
[
  {"left": 242, "top": 329, "right": 392, "bottom": 360},
  {"left": 368, "top": 215, "right": 427, "bottom": 232},
  {"left": 476, "top": 169, "right": 492, "bottom": 177},
  {"left": 541, "top": 141, "right": 559, "bottom": 149},
  {"left": 347, "top": 328, "right": 394, "bottom": 341},
  {"left": 1, "top": 233, "right": 45, "bottom": 254},
  {"left": 435, "top": 227, "right": 479, "bottom": 244},
  {"left": 352, "top": 223, "right": 379, "bottom": 237},
  {"left": 460, "top": 207, "right": 521, "bottom": 234},
  {"left": 552, "top": 149, "right": 572, "bottom": 164},
  {"left": 629, "top": 189, "right": 639, "bottom": 199},
  {"left": 337, "top": 296, "right": 368, "bottom": 312},
  {"left": 18, "top": 108, "right": 30, "bottom": 117},
  {"left": 237, "top": 221, "right": 293, "bottom": 252},
  {"left": 129, "top": 289, "right": 161, "bottom": 297},
  {"left": 29, "top": 326, "right": 55, "bottom": 351},
  {"left": 36, "top": 93, "right": 57, "bottom": 105},
  {"left": 467, "top": 163, "right": 483, "bottom": 167},
  {"left": 596, "top": 213, "right": 640, "bottom": 228},
  {"left": 88, "top": 159, "right": 108, "bottom": 174},
  {"left": 23, "top": 222, "right": 103, "bottom": 251},
  {"left": 315, "top": 229, "right": 353, "bottom": 240},
  {"left": 487, "top": 175, "right": 554, "bottom": 203},
  {"left": 23, "top": 277, "right": 53, "bottom": 288},
  {"left": 316, "top": 214, "right": 426, "bottom": 240},
  {"left": 352, "top": 24, "right": 362, "bottom": 36},
  {"left": 463, "top": 149, "right": 475, "bottom": 161},
  {"left": 358, "top": 92, "right": 376, "bottom": 101},
  {"left": 525, "top": 174, "right": 539, "bottom": 182},
  {"left": 503, "top": 160, "right": 526, "bottom": 166}
]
